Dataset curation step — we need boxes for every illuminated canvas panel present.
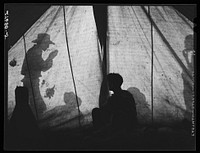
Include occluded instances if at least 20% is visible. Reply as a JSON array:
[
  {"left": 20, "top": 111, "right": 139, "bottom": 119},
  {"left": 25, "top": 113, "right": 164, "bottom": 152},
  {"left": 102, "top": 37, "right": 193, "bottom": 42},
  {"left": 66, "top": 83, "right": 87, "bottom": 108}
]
[
  {"left": 8, "top": 6, "right": 102, "bottom": 130},
  {"left": 8, "top": 5, "right": 194, "bottom": 130},
  {"left": 108, "top": 6, "right": 194, "bottom": 124}
]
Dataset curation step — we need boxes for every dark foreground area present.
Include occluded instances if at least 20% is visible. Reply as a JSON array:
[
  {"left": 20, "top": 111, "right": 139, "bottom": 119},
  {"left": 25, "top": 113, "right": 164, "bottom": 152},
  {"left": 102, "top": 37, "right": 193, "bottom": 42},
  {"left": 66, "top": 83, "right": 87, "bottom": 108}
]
[{"left": 5, "top": 122, "right": 195, "bottom": 151}]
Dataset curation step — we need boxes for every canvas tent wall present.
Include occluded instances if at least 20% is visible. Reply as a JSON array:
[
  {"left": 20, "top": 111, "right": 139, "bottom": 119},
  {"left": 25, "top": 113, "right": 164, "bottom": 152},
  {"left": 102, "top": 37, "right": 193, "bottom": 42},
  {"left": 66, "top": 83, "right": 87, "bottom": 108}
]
[
  {"left": 7, "top": 5, "right": 194, "bottom": 130},
  {"left": 8, "top": 6, "right": 103, "bottom": 130},
  {"left": 107, "top": 6, "right": 194, "bottom": 124}
]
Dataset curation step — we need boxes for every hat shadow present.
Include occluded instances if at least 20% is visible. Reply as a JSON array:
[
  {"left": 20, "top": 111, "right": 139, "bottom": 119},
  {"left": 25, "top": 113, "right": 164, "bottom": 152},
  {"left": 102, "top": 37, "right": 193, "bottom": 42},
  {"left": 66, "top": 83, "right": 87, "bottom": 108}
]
[{"left": 32, "top": 33, "right": 55, "bottom": 45}]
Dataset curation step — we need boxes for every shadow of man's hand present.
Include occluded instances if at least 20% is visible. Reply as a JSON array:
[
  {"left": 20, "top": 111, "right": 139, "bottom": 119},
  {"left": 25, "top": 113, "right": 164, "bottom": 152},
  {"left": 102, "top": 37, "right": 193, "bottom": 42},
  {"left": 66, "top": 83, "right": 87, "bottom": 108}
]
[{"left": 48, "top": 50, "right": 58, "bottom": 59}]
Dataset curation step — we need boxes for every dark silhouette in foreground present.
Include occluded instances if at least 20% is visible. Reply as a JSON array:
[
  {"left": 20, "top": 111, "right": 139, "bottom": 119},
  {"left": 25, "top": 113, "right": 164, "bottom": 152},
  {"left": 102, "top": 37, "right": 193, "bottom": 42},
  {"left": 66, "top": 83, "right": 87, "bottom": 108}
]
[
  {"left": 6, "top": 86, "right": 44, "bottom": 150},
  {"left": 21, "top": 33, "right": 58, "bottom": 117},
  {"left": 92, "top": 73, "right": 138, "bottom": 134},
  {"left": 5, "top": 86, "right": 194, "bottom": 150}
]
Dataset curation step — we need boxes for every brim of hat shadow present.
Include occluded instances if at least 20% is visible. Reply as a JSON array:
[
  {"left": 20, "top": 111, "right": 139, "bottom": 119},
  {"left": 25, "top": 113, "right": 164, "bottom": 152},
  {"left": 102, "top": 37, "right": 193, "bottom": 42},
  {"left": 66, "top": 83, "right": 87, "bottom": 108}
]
[{"left": 32, "top": 40, "right": 55, "bottom": 45}]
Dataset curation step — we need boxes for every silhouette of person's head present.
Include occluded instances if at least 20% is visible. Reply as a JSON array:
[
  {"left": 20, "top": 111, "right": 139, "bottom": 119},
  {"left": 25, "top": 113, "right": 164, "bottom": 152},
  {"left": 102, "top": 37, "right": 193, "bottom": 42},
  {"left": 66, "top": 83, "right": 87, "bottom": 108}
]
[
  {"left": 64, "top": 92, "right": 82, "bottom": 109},
  {"left": 32, "top": 33, "right": 55, "bottom": 51},
  {"left": 184, "top": 34, "right": 193, "bottom": 50},
  {"left": 15, "top": 86, "right": 29, "bottom": 106},
  {"left": 107, "top": 73, "right": 123, "bottom": 92}
]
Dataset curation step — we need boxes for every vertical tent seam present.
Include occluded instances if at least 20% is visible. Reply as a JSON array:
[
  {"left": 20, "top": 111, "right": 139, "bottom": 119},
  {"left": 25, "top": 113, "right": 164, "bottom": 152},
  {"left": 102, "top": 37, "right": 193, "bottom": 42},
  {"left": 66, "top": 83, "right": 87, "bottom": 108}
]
[
  {"left": 148, "top": 6, "right": 154, "bottom": 123},
  {"left": 62, "top": 6, "right": 81, "bottom": 128},
  {"left": 105, "top": 6, "right": 109, "bottom": 75}
]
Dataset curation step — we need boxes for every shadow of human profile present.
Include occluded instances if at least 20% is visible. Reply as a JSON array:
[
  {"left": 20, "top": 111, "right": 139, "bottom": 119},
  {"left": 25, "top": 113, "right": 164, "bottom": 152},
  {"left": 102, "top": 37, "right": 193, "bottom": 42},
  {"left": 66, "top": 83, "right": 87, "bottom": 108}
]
[
  {"left": 21, "top": 33, "right": 58, "bottom": 117},
  {"left": 39, "top": 92, "right": 82, "bottom": 129},
  {"left": 181, "top": 34, "right": 194, "bottom": 121},
  {"left": 127, "top": 87, "right": 151, "bottom": 124}
]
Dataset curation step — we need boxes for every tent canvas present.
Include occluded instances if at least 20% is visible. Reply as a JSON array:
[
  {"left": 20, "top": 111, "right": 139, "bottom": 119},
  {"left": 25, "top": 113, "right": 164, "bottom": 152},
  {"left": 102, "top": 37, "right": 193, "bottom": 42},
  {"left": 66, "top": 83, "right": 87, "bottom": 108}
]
[
  {"left": 8, "top": 6, "right": 103, "bottom": 130},
  {"left": 7, "top": 5, "right": 194, "bottom": 131},
  {"left": 107, "top": 6, "right": 194, "bottom": 124}
]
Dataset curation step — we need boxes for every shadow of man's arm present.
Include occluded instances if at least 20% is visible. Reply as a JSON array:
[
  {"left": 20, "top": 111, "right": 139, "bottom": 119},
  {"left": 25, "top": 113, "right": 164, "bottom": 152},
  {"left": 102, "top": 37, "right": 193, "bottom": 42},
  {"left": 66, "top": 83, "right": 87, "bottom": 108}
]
[{"left": 41, "top": 50, "right": 58, "bottom": 72}]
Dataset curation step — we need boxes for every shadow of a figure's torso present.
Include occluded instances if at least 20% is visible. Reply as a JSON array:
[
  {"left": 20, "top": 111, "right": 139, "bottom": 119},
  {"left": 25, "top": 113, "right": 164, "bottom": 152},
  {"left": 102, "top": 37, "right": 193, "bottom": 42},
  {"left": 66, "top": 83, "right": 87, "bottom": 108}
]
[
  {"left": 39, "top": 92, "right": 82, "bottom": 130},
  {"left": 181, "top": 34, "right": 194, "bottom": 120},
  {"left": 21, "top": 44, "right": 58, "bottom": 115},
  {"left": 127, "top": 87, "right": 151, "bottom": 124}
]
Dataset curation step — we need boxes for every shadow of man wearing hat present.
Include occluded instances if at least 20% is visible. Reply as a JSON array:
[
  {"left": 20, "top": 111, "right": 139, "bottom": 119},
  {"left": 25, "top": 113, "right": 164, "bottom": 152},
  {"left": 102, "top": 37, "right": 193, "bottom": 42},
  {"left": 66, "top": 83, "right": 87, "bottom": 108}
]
[{"left": 21, "top": 33, "right": 58, "bottom": 118}]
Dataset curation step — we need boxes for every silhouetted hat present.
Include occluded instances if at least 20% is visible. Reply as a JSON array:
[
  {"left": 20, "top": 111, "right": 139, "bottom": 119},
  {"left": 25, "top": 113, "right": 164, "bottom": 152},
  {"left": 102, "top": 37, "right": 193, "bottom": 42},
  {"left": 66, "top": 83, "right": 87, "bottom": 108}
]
[{"left": 32, "top": 33, "right": 55, "bottom": 45}]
